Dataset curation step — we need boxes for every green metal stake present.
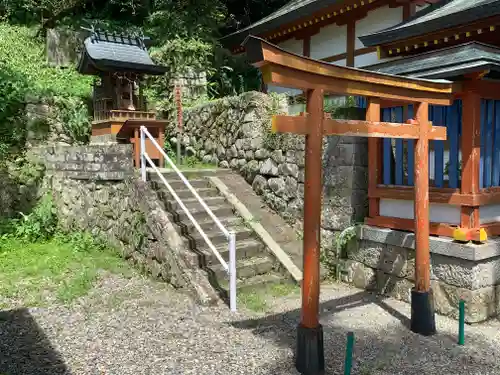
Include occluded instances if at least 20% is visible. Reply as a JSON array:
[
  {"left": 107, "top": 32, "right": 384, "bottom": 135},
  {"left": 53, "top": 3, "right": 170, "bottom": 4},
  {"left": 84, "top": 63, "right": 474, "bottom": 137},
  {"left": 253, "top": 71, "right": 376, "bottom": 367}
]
[
  {"left": 344, "top": 332, "right": 354, "bottom": 375},
  {"left": 458, "top": 299, "right": 465, "bottom": 345}
]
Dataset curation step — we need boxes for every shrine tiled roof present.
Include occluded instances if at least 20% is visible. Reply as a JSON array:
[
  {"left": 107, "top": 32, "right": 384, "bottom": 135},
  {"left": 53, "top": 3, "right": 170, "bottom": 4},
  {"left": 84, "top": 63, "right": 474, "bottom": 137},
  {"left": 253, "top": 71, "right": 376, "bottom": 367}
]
[
  {"left": 360, "top": 0, "right": 500, "bottom": 47},
  {"left": 220, "top": 0, "right": 344, "bottom": 49},
  {"left": 77, "top": 31, "right": 167, "bottom": 76},
  {"left": 363, "top": 42, "right": 500, "bottom": 80}
]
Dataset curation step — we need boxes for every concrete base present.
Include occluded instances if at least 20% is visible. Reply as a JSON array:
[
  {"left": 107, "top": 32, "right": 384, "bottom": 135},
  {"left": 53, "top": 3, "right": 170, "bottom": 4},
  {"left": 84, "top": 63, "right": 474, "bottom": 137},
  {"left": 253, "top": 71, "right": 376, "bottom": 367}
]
[
  {"left": 295, "top": 324, "right": 325, "bottom": 375},
  {"left": 339, "top": 225, "right": 500, "bottom": 323}
]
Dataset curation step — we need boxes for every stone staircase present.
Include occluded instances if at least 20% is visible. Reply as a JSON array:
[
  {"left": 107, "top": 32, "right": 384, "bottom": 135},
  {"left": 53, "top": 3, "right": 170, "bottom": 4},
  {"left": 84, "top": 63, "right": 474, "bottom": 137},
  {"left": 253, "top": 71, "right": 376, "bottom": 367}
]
[{"left": 149, "top": 169, "right": 292, "bottom": 300}]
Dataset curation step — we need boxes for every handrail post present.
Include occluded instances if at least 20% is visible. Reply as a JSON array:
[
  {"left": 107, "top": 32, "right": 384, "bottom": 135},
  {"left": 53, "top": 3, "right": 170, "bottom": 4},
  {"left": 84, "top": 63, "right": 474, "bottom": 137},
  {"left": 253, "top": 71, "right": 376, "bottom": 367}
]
[
  {"left": 229, "top": 231, "right": 237, "bottom": 312},
  {"left": 140, "top": 126, "right": 147, "bottom": 182}
]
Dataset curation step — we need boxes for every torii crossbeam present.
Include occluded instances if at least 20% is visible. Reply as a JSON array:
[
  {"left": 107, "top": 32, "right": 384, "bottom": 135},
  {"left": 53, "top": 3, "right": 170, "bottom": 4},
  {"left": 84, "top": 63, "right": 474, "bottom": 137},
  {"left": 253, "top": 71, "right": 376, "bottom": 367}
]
[{"left": 243, "top": 36, "right": 459, "bottom": 375}]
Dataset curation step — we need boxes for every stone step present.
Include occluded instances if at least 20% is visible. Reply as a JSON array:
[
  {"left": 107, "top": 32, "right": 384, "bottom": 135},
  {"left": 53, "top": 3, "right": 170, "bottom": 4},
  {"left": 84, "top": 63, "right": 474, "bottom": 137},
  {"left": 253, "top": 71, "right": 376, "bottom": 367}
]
[
  {"left": 183, "top": 226, "right": 255, "bottom": 250},
  {"left": 168, "top": 204, "right": 235, "bottom": 223},
  {"left": 161, "top": 196, "right": 229, "bottom": 212},
  {"left": 186, "top": 239, "right": 265, "bottom": 267},
  {"left": 156, "top": 186, "right": 221, "bottom": 200},
  {"left": 220, "top": 273, "right": 289, "bottom": 294},
  {"left": 152, "top": 168, "right": 232, "bottom": 179},
  {"left": 176, "top": 216, "right": 242, "bottom": 237},
  {"left": 209, "top": 256, "right": 275, "bottom": 280},
  {"left": 150, "top": 177, "right": 210, "bottom": 190}
]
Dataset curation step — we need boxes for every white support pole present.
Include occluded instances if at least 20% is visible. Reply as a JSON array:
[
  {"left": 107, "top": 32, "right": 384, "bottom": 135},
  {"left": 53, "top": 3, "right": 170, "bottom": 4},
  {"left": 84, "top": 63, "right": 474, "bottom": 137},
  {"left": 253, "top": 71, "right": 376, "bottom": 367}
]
[
  {"left": 140, "top": 126, "right": 147, "bottom": 182},
  {"left": 229, "top": 231, "right": 237, "bottom": 312}
]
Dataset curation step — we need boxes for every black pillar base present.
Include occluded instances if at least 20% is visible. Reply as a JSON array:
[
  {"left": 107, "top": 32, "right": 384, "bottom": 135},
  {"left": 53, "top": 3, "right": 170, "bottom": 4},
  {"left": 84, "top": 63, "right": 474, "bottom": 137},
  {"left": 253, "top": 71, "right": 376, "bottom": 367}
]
[
  {"left": 295, "top": 324, "right": 325, "bottom": 375},
  {"left": 410, "top": 289, "right": 436, "bottom": 336}
]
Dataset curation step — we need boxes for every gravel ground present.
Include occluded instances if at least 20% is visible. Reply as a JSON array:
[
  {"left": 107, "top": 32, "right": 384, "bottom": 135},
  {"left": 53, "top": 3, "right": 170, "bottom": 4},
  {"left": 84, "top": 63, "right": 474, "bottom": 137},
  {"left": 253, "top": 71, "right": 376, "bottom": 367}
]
[{"left": 1, "top": 274, "right": 500, "bottom": 375}]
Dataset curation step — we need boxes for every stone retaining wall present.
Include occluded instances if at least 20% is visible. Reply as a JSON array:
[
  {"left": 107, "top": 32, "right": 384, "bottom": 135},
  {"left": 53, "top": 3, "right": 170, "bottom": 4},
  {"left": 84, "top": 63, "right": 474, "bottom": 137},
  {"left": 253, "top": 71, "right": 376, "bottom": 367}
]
[
  {"left": 173, "top": 91, "right": 368, "bottom": 250},
  {"left": 342, "top": 225, "right": 500, "bottom": 323},
  {"left": 31, "top": 144, "right": 216, "bottom": 303}
]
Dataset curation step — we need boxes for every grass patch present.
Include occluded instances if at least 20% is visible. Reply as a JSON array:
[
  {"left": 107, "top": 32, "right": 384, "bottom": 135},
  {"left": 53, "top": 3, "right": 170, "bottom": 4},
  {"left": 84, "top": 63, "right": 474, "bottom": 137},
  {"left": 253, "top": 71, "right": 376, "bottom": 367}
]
[
  {"left": 0, "top": 237, "right": 133, "bottom": 307},
  {"left": 238, "top": 282, "right": 300, "bottom": 312}
]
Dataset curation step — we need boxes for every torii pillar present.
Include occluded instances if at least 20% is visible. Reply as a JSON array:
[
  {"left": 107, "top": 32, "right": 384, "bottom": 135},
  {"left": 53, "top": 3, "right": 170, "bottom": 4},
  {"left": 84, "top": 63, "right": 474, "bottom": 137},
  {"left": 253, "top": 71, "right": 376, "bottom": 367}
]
[{"left": 242, "top": 35, "right": 456, "bottom": 375}]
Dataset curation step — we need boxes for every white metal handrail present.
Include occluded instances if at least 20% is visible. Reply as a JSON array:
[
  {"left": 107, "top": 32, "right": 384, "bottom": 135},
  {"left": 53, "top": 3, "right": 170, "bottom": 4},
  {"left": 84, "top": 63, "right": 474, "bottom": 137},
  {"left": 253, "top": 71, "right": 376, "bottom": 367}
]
[{"left": 140, "top": 126, "right": 237, "bottom": 311}]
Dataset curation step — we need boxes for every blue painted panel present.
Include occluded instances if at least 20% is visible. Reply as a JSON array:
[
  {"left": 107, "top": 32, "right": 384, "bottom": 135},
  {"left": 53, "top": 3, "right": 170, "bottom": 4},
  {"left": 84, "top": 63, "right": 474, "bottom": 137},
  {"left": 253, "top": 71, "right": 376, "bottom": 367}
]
[
  {"left": 480, "top": 100, "right": 487, "bottom": 189},
  {"left": 447, "top": 101, "right": 460, "bottom": 189},
  {"left": 394, "top": 107, "right": 404, "bottom": 185},
  {"left": 382, "top": 108, "right": 392, "bottom": 185},
  {"left": 493, "top": 101, "right": 500, "bottom": 186},
  {"left": 433, "top": 106, "right": 445, "bottom": 188},
  {"left": 356, "top": 96, "right": 367, "bottom": 109},
  {"left": 485, "top": 100, "right": 494, "bottom": 188},
  {"left": 407, "top": 105, "right": 415, "bottom": 186}
]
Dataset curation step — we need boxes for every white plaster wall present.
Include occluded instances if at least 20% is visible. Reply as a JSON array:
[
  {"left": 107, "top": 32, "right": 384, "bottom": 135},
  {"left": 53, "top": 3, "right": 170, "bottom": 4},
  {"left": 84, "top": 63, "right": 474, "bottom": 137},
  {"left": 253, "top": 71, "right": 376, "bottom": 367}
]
[
  {"left": 380, "top": 199, "right": 461, "bottom": 225},
  {"left": 356, "top": 5, "right": 403, "bottom": 49},
  {"left": 278, "top": 37, "right": 303, "bottom": 55},
  {"left": 480, "top": 204, "right": 500, "bottom": 224},
  {"left": 355, "top": 52, "right": 379, "bottom": 68},
  {"left": 331, "top": 58, "right": 347, "bottom": 67},
  {"left": 267, "top": 85, "right": 303, "bottom": 97},
  {"left": 311, "top": 23, "right": 347, "bottom": 60}
]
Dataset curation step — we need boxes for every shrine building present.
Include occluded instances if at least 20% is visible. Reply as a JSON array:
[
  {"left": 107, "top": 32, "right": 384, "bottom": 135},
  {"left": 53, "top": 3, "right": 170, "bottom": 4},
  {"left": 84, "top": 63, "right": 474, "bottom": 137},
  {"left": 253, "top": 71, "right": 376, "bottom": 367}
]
[
  {"left": 222, "top": 0, "right": 500, "bottom": 322},
  {"left": 222, "top": 0, "right": 500, "bottom": 243}
]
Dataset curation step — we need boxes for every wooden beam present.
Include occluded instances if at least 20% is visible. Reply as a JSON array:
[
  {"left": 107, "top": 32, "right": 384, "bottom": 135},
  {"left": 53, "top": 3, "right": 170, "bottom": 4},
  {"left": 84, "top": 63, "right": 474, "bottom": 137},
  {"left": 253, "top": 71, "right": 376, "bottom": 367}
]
[
  {"left": 414, "top": 101, "right": 430, "bottom": 293},
  {"left": 271, "top": 116, "right": 447, "bottom": 140},
  {"left": 244, "top": 36, "right": 459, "bottom": 105},
  {"left": 322, "top": 46, "right": 377, "bottom": 63},
  {"left": 367, "top": 98, "right": 381, "bottom": 218},
  {"left": 366, "top": 216, "right": 457, "bottom": 238},
  {"left": 261, "top": 64, "right": 455, "bottom": 106}
]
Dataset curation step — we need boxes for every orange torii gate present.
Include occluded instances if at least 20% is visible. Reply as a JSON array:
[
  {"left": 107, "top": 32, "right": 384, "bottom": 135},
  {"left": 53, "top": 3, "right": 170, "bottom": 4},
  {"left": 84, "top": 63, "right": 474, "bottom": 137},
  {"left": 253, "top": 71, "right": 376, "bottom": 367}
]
[{"left": 242, "top": 36, "right": 459, "bottom": 375}]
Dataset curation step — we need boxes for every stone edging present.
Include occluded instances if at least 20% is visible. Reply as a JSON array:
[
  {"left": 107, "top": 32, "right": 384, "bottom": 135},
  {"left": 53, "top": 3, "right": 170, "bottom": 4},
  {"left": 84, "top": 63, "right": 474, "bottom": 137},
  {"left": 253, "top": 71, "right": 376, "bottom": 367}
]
[
  {"left": 207, "top": 176, "right": 303, "bottom": 283},
  {"left": 360, "top": 225, "right": 500, "bottom": 261}
]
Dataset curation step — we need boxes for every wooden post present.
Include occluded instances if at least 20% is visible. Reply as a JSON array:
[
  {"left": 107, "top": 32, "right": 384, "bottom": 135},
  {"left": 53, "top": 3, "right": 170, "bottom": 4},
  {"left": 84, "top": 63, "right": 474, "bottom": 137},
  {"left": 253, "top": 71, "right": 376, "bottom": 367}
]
[
  {"left": 367, "top": 98, "right": 381, "bottom": 217},
  {"left": 411, "top": 101, "right": 436, "bottom": 336},
  {"left": 159, "top": 127, "right": 165, "bottom": 168},
  {"left": 460, "top": 89, "right": 481, "bottom": 238},
  {"left": 346, "top": 22, "right": 355, "bottom": 68},
  {"left": 134, "top": 127, "right": 140, "bottom": 168},
  {"left": 295, "top": 88, "right": 325, "bottom": 375}
]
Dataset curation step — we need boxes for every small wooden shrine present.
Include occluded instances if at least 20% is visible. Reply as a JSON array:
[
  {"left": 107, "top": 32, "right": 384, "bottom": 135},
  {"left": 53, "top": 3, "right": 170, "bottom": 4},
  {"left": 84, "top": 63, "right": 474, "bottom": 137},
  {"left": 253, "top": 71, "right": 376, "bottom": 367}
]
[{"left": 78, "top": 30, "right": 168, "bottom": 167}]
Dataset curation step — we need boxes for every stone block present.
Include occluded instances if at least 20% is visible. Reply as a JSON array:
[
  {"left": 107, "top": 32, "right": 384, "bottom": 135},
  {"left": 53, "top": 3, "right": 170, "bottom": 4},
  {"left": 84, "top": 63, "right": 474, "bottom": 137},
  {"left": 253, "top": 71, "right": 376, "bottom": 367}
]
[
  {"left": 376, "top": 271, "right": 412, "bottom": 303},
  {"left": 346, "top": 240, "right": 385, "bottom": 269},
  {"left": 380, "top": 245, "right": 415, "bottom": 280},
  {"left": 340, "top": 260, "right": 377, "bottom": 290},
  {"left": 431, "top": 281, "right": 500, "bottom": 323}
]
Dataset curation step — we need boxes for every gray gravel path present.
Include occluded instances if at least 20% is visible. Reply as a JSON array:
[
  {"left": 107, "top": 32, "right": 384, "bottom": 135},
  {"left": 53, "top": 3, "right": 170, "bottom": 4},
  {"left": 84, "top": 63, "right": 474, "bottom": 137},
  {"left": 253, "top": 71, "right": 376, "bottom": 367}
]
[{"left": 1, "top": 274, "right": 500, "bottom": 375}]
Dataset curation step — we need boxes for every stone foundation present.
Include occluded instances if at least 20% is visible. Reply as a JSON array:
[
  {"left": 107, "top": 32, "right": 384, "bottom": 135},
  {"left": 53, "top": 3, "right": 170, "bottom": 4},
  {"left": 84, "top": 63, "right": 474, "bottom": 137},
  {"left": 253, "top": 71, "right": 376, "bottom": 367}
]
[{"left": 341, "top": 225, "right": 500, "bottom": 323}]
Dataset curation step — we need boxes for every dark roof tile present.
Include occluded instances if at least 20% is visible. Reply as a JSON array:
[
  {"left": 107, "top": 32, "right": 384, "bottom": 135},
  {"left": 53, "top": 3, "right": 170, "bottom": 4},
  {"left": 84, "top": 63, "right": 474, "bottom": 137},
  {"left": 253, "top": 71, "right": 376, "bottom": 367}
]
[
  {"left": 220, "top": 0, "right": 343, "bottom": 48},
  {"left": 77, "top": 31, "right": 167, "bottom": 75},
  {"left": 363, "top": 42, "right": 500, "bottom": 79}
]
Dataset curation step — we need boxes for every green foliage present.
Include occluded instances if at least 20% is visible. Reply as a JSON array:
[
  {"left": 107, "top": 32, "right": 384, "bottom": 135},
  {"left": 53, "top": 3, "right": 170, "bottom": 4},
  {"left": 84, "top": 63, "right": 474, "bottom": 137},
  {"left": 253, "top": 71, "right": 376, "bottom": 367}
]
[
  {"left": 9, "top": 192, "right": 57, "bottom": 242},
  {"left": 146, "top": 0, "right": 227, "bottom": 43},
  {"left": 321, "top": 226, "right": 358, "bottom": 280},
  {"left": 0, "top": 23, "right": 92, "bottom": 154},
  {"left": 0, "top": 235, "right": 132, "bottom": 306},
  {"left": 147, "top": 37, "right": 214, "bottom": 113},
  {"left": 51, "top": 96, "right": 91, "bottom": 144}
]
